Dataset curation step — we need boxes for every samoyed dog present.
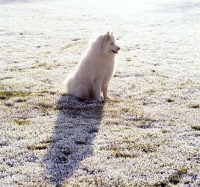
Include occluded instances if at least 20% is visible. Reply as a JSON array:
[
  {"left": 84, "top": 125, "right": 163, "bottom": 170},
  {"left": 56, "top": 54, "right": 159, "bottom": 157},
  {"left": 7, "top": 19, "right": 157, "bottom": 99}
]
[{"left": 64, "top": 32, "right": 120, "bottom": 101}]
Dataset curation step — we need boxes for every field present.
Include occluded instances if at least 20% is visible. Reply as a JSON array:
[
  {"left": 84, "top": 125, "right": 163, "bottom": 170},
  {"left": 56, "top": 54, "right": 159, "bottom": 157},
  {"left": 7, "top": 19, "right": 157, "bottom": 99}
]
[{"left": 0, "top": 0, "right": 200, "bottom": 186}]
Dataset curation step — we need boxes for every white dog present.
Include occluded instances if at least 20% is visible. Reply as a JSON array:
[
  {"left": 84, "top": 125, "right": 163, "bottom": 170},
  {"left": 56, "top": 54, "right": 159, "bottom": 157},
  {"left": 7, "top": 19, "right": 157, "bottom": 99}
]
[{"left": 64, "top": 32, "right": 120, "bottom": 101}]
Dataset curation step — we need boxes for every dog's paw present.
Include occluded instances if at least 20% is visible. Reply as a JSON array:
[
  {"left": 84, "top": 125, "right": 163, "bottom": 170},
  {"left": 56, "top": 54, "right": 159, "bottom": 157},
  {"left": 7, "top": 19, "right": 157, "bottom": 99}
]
[{"left": 105, "top": 96, "right": 110, "bottom": 100}]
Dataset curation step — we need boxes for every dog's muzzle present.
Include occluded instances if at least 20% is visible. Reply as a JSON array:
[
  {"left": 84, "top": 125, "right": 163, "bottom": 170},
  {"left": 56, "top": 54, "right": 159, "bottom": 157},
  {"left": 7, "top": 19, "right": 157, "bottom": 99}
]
[{"left": 112, "top": 47, "right": 120, "bottom": 54}]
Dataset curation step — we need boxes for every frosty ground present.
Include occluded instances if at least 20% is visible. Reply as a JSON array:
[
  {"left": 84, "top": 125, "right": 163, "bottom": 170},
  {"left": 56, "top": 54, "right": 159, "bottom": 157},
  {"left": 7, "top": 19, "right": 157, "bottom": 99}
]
[{"left": 0, "top": 0, "right": 200, "bottom": 186}]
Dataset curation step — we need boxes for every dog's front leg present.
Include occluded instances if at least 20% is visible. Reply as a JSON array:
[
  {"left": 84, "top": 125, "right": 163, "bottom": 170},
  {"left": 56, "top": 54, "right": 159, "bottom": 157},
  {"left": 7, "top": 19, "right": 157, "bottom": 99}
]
[
  {"left": 102, "top": 84, "right": 108, "bottom": 100},
  {"left": 93, "top": 79, "right": 101, "bottom": 101}
]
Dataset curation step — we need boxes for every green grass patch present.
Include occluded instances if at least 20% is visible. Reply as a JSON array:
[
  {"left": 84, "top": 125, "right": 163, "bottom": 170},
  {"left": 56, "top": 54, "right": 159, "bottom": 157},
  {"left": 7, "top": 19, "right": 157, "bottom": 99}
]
[
  {"left": 14, "top": 119, "right": 30, "bottom": 126},
  {"left": 14, "top": 98, "right": 27, "bottom": 102},
  {"left": 34, "top": 102, "right": 54, "bottom": 115},
  {"left": 0, "top": 76, "right": 12, "bottom": 80},
  {"left": 27, "top": 144, "right": 48, "bottom": 150},
  {"left": 100, "top": 147, "right": 136, "bottom": 158},
  {"left": 191, "top": 125, "right": 200, "bottom": 131},
  {"left": 166, "top": 98, "right": 175, "bottom": 102},
  {"left": 126, "top": 57, "right": 132, "bottom": 62},
  {"left": 113, "top": 70, "right": 121, "bottom": 77},
  {"left": 37, "top": 62, "right": 47, "bottom": 67},
  {"left": 60, "top": 43, "right": 75, "bottom": 51},
  {"left": 162, "top": 129, "right": 170, "bottom": 134},
  {"left": 188, "top": 104, "right": 199, "bottom": 108},
  {"left": 114, "top": 151, "right": 136, "bottom": 158},
  {"left": 71, "top": 38, "right": 81, "bottom": 41},
  {"left": 168, "top": 168, "right": 188, "bottom": 185},
  {"left": 33, "top": 60, "right": 50, "bottom": 68},
  {"left": 0, "top": 91, "right": 29, "bottom": 100},
  {"left": 41, "top": 90, "right": 56, "bottom": 95}
]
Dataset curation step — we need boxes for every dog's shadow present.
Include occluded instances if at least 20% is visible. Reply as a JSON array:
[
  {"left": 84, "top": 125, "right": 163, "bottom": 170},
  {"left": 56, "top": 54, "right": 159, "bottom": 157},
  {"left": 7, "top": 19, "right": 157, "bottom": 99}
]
[{"left": 43, "top": 95, "right": 104, "bottom": 186}]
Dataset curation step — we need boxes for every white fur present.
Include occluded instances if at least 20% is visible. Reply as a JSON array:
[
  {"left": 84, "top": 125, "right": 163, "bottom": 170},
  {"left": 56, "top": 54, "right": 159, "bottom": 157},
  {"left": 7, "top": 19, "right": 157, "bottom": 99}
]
[{"left": 64, "top": 32, "right": 120, "bottom": 101}]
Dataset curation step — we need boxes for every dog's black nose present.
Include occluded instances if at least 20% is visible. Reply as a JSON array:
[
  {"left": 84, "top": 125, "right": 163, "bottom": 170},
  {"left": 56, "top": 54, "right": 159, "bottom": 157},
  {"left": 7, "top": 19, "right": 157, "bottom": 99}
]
[{"left": 118, "top": 47, "right": 120, "bottom": 50}]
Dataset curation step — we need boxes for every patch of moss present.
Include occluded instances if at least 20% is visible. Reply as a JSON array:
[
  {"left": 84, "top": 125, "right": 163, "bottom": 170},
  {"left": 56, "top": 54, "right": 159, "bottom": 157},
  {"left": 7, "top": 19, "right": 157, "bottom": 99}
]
[
  {"left": 126, "top": 58, "right": 132, "bottom": 62},
  {"left": 71, "top": 38, "right": 81, "bottom": 41},
  {"left": 100, "top": 147, "right": 136, "bottom": 158},
  {"left": 0, "top": 91, "right": 29, "bottom": 100},
  {"left": 15, "top": 119, "right": 30, "bottom": 126},
  {"left": 169, "top": 168, "right": 188, "bottom": 185},
  {"left": 0, "top": 76, "right": 12, "bottom": 80},
  {"left": 114, "top": 151, "right": 136, "bottom": 158},
  {"left": 33, "top": 102, "right": 54, "bottom": 115},
  {"left": 37, "top": 62, "right": 47, "bottom": 67},
  {"left": 191, "top": 125, "right": 200, "bottom": 131},
  {"left": 41, "top": 139, "right": 53, "bottom": 144},
  {"left": 162, "top": 129, "right": 169, "bottom": 134},
  {"left": 113, "top": 70, "right": 121, "bottom": 77},
  {"left": 166, "top": 98, "right": 175, "bottom": 102},
  {"left": 41, "top": 90, "right": 56, "bottom": 95},
  {"left": 75, "top": 140, "right": 87, "bottom": 145},
  {"left": 38, "top": 102, "right": 52, "bottom": 108},
  {"left": 14, "top": 98, "right": 27, "bottom": 102},
  {"left": 27, "top": 144, "right": 48, "bottom": 150},
  {"left": 33, "top": 60, "right": 50, "bottom": 68},
  {"left": 60, "top": 43, "right": 75, "bottom": 51},
  {"left": 188, "top": 104, "right": 199, "bottom": 108},
  {"left": 153, "top": 182, "right": 168, "bottom": 187},
  {"left": 88, "top": 128, "right": 99, "bottom": 134},
  {"left": 120, "top": 107, "right": 130, "bottom": 113}
]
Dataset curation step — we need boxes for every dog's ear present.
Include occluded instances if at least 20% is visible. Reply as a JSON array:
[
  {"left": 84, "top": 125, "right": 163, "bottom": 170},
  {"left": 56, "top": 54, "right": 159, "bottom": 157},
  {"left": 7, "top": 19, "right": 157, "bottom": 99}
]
[
  {"left": 106, "top": 31, "right": 110, "bottom": 36},
  {"left": 111, "top": 32, "right": 113, "bottom": 36},
  {"left": 104, "top": 31, "right": 110, "bottom": 41}
]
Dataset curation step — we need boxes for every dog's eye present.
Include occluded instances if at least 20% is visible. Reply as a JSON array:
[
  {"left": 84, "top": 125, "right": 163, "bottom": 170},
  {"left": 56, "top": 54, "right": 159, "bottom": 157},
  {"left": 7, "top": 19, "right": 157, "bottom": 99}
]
[{"left": 111, "top": 43, "right": 113, "bottom": 45}]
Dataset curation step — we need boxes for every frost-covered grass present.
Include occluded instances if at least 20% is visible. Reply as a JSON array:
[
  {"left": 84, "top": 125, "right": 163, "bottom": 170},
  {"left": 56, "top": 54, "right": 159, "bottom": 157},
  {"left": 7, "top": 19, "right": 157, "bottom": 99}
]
[{"left": 0, "top": 0, "right": 200, "bottom": 186}]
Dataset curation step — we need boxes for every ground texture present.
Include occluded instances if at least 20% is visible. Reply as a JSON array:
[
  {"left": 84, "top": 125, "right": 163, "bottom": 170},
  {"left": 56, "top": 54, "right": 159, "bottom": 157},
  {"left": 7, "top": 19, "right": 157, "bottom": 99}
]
[{"left": 0, "top": 0, "right": 200, "bottom": 186}]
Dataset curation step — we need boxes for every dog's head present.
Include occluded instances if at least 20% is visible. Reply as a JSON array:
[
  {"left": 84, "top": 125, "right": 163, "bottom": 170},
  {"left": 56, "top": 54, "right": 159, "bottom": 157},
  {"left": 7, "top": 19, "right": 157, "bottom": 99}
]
[{"left": 102, "top": 32, "right": 120, "bottom": 55}]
